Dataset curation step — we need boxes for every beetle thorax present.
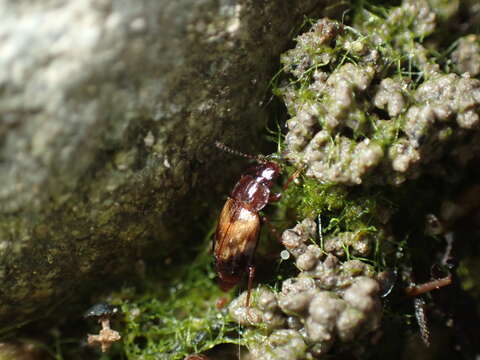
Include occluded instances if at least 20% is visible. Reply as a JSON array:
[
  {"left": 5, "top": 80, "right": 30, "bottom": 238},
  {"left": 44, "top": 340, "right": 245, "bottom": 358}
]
[{"left": 256, "top": 162, "right": 280, "bottom": 181}]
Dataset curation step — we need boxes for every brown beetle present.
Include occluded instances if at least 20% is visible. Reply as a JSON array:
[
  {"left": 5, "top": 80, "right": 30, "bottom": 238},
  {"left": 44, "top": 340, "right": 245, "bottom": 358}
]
[{"left": 214, "top": 142, "right": 283, "bottom": 306}]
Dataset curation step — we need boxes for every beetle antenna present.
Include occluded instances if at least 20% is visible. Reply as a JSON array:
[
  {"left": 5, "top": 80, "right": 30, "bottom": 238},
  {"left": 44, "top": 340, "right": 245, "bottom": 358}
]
[
  {"left": 215, "top": 141, "right": 266, "bottom": 163},
  {"left": 266, "top": 152, "right": 283, "bottom": 161}
]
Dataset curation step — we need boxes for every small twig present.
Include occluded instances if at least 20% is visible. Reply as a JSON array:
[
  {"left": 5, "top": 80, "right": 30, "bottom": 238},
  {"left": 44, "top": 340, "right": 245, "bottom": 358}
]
[{"left": 405, "top": 275, "right": 452, "bottom": 297}]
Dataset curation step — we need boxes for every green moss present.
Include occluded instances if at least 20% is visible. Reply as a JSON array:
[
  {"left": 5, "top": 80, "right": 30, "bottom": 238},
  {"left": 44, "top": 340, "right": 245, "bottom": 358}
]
[
  {"left": 102, "top": 237, "right": 245, "bottom": 360},
  {"left": 282, "top": 168, "right": 386, "bottom": 227}
]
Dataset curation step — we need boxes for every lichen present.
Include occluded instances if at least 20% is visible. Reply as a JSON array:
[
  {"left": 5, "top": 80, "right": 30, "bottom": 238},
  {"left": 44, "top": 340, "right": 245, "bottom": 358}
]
[
  {"left": 228, "top": 219, "right": 382, "bottom": 359},
  {"left": 280, "top": 4, "right": 480, "bottom": 186},
  {"left": 451, "top": 34, "right": 480, "bottom": 77}
]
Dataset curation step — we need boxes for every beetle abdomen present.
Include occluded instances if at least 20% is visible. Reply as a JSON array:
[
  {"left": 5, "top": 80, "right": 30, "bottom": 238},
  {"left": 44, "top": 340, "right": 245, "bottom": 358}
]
[{"left": 214, "top": 197, "right": 260, "bottom": 290}]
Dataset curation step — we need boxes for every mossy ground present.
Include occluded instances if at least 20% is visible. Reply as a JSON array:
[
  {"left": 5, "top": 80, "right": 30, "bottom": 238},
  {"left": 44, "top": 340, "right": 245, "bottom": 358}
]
[
  {"left": 72, "top": 164, "right": 452, "bottom": 360},
  {"left": 6, "top": 0, "right": 480, "bottom": 359},
  {"left": 115, "top": 249, "right": 240, "bottom": 359}
]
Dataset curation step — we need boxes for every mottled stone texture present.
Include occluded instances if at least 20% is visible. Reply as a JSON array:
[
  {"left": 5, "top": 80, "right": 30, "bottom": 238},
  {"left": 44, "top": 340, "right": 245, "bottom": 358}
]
[{"left": 0, "top": 0, "right": 337, "bottom": 326}]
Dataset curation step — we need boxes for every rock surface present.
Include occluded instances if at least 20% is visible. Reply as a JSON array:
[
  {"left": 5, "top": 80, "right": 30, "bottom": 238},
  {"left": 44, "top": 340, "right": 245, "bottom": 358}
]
[{"left": 0, "top": 0, "right": 339, "bottom": 326}]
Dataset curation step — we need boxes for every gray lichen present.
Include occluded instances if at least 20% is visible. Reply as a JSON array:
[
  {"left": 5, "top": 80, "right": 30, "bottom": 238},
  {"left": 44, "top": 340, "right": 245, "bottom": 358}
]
[
  {"left": 279, "top": 2, "right": 480, "bottom": 186},
  {"left": 244, "top": 330, "right": 308, "bottom": 360},
  {"left": 229, "top": 219, "right": 382, "bottom": 359},
  {"left": 452, "top": 35, "right": 480, "bottom": 77}
]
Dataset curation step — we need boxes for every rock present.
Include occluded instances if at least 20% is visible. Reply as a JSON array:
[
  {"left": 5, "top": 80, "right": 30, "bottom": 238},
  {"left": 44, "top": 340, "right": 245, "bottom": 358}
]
[{"left": 0, "top": 0, "right": 336, "bottom": 326}]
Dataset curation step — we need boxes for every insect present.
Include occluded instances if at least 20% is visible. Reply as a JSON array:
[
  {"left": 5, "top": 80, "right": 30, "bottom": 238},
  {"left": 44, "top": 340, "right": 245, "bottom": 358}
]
[{"left": 214, "top": 142, "right": 285, "bottom": 307}]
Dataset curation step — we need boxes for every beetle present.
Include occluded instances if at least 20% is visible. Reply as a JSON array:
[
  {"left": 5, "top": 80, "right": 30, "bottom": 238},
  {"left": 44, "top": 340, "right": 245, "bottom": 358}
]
[{"left": 213, "top": 142, "right": 286, "bottom": 306}]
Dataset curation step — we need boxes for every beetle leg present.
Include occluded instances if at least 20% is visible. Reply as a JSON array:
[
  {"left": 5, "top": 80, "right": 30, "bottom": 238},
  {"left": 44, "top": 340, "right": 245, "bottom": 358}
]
[
  {"left": 245, "top": 265, "right": 256, "bottom": 307},
  {"left": 282, "top": 168, "right": 303, "bottom": 191},
  {"left": 260, "top": 215, "right": 283, "bottom": 244},
  {"left": 269, "top": 192, "right": 282, "bottom": 202}
]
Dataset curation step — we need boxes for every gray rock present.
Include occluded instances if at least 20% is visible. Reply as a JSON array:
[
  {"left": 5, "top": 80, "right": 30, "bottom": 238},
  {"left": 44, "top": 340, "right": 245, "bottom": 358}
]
[{"left": 0, "top": 0, "right": 334, "bottom": 326}]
